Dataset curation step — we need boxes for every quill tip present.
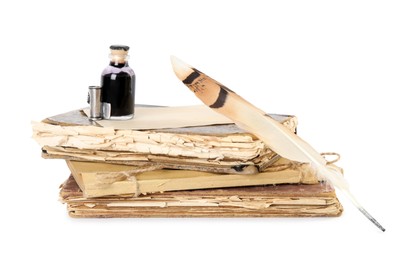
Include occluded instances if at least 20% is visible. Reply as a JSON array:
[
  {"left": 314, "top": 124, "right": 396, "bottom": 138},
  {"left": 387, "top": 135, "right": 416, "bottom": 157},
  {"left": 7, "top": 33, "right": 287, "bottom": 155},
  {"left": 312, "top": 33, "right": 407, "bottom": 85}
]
[
  {"left": 342, "top": 190, "right": 385, "bottom": 232},
  {"left": 358, "top": 206, "right": 386, "bottom": 232}
]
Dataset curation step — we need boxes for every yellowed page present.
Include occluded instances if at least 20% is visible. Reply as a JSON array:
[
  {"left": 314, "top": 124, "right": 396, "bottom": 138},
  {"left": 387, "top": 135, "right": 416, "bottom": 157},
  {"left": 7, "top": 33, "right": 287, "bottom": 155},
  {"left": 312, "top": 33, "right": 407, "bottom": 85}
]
[{"left": 83, "top": 105, "right": 232, "bottom": 130}]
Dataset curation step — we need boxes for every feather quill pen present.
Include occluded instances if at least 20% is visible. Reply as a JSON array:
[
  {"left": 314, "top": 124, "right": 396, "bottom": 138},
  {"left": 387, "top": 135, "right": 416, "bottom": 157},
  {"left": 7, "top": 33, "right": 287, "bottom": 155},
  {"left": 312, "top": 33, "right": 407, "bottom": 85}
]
[{"left": 171, "top": 56, "right": 385, "bottom": 231}]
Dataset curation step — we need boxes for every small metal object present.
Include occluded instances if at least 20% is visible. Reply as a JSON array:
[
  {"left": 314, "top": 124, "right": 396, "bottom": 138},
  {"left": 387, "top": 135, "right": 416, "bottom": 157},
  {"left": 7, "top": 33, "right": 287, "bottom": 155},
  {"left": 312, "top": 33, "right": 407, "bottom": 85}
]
[{"left": 87, "top": 86, "right": 102, "bottom": 120}]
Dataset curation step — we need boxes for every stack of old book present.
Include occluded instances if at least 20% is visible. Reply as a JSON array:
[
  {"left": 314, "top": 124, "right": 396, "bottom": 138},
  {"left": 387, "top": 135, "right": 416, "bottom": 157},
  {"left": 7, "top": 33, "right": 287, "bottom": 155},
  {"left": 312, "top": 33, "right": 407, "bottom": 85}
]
[{"left": 32, "top": 105, "right": 343, "bottom": 218}]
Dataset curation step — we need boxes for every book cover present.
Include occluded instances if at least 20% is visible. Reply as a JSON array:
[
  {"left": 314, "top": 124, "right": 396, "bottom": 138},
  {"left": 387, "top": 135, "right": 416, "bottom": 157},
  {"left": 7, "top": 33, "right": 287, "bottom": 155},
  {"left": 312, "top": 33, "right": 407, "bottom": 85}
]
[
  {"left": 66, "top": 157, "right": 319, "bottom": 198},
  {"left": 60, "top": 175, "right": 343, "bottom": 218}
]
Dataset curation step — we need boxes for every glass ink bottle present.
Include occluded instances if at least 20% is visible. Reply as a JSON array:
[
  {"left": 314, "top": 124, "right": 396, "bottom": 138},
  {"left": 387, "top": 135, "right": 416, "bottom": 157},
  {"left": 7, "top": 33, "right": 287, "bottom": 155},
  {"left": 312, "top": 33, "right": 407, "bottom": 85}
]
[{"left": 101, "top": 45, "right": 135, "bottom": 120}]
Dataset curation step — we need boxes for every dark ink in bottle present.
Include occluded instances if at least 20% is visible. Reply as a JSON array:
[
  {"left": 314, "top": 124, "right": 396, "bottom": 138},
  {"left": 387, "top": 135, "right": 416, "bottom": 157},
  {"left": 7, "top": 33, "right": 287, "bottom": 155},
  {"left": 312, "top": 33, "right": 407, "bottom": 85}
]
[{"left": 101, "top": 45, "right": 135, "bottom": 120}]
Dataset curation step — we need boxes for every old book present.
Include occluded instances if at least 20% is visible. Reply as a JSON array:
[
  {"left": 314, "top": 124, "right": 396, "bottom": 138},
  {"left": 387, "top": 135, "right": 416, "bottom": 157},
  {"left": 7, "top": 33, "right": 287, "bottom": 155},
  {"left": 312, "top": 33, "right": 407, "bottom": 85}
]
[
  {"left": 67, "top": 157, "right": 318, "bottom": 198},
  {"left": 40, "top": 145, "right": 279, "bottom": 174},
  {"left": 33, "top": 105, "right": 298, "bottom": 174},
  {"left": 60, "top": 175, "right": 343, "bottom": 218}
]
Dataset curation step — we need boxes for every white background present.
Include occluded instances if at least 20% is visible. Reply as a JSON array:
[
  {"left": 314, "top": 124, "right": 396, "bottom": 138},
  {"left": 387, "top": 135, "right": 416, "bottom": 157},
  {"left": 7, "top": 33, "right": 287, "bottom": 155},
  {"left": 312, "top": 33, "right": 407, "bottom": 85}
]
[{"left": 1, "top": 0, "right": 417, "bottom": 259}]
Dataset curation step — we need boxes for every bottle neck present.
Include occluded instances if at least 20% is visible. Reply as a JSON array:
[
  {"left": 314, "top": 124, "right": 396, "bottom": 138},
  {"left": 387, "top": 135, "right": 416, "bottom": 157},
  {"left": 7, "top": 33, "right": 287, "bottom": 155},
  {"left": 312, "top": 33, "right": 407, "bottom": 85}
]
[
  {"left": 109, "top": 50, "right": 129, "bottom": 67},
  {"left": 109, "top": 54, "right": 128, "bottom": 68},
  {"left": 109, "top": 59, "right": 128, "bottom": 68}
]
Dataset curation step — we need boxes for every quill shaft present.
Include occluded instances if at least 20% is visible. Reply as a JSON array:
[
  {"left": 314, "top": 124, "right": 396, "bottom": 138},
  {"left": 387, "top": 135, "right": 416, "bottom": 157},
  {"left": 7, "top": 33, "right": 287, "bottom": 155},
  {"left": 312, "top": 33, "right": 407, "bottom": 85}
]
[{"left": 171, "top": 56, "right": 385, "bottom": 231}]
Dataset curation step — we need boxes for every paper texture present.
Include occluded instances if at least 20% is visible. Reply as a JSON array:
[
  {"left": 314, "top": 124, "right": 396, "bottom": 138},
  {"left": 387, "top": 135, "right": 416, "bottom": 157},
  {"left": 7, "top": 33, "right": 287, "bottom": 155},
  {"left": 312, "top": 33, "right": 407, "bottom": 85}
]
[
  {"left": 66, "top": 158, "right": 318, "bottom": 198},
  {"left": 60, "top": 175, "right": 343, "bottom": 218},
  {"left": 33, "top": 107, "right": 298, "bottom": 174},
  {"left": 83, "top": 105, "right": 233, "bottom": 130}
]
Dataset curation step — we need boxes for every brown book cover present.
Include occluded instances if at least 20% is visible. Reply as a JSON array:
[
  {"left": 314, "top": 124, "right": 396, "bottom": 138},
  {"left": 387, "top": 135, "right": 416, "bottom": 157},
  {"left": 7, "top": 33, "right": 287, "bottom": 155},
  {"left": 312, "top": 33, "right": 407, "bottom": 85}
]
[{"left": 60, "top": 175, "right": 343, "bottom": 218}]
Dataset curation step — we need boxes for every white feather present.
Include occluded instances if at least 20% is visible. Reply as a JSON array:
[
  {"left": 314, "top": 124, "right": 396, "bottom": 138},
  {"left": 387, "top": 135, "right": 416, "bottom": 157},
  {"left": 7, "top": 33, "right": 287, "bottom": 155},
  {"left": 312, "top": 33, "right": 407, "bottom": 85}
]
[{"left": 171, "top": 56, "right": 385, "bottom": 231}]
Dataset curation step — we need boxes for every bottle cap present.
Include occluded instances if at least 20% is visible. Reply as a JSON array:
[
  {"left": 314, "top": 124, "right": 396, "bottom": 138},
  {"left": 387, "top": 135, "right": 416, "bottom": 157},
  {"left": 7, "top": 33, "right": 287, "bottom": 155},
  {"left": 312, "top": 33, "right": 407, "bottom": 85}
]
[
  {"left": 109, "top": 45, "right": 130, "bottom": 63},
  {"left": 110, "top": 45, "right": 130, "bottom": 51}
]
